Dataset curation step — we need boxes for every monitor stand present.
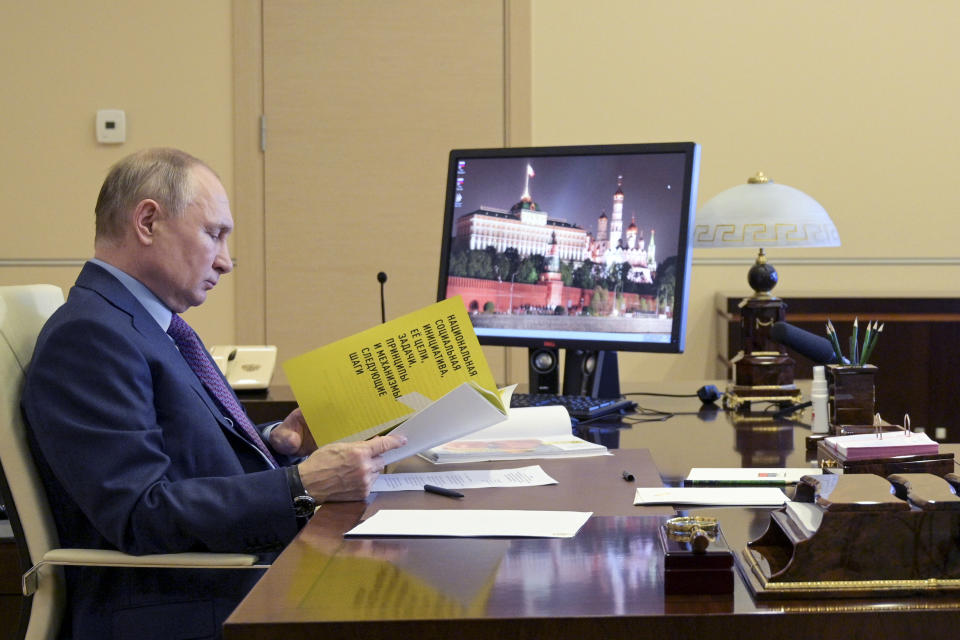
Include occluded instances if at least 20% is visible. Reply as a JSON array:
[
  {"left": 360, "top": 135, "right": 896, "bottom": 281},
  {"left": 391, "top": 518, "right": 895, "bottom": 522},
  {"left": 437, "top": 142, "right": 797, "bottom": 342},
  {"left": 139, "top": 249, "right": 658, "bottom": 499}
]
[{"left": 525, "top": 347, "right": 621, "bottom": 398}]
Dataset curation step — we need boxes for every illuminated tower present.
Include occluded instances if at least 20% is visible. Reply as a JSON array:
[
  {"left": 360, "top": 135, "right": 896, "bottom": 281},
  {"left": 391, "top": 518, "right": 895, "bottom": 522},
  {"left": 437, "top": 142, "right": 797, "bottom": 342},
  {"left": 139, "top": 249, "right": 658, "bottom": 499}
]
[
  {"left": 609, "top": 175, "right": 624, "bottom": 250},
  {"left": 626, "top": 216, "right": 638, "bottom": 250},
  {"left": 596, "top": 210, "right": 608, "bottom": 244}
]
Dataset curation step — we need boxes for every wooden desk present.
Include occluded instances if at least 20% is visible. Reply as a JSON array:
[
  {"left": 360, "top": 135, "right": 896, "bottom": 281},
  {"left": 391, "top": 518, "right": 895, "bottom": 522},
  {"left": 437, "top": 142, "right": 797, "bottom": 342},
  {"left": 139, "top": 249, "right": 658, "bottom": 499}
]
[
  {"left": 227, "top": 383, "right": 960, "bottom": 638},
  {"left": 224, "top": 392, "right": 960, "bottom": 639},
  {"left": 369, "top": 448, "right": 666, "bottom": 517},
  {"left": 224, "top": 450, "right": 675, "bottom": 640}
]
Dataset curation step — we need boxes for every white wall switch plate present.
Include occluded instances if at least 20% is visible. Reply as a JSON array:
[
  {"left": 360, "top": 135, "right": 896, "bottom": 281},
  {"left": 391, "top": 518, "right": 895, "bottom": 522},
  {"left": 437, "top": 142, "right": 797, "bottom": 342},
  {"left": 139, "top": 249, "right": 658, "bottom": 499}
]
[{"left": 96, "top": 109, "right": 126, "bottom": 144}]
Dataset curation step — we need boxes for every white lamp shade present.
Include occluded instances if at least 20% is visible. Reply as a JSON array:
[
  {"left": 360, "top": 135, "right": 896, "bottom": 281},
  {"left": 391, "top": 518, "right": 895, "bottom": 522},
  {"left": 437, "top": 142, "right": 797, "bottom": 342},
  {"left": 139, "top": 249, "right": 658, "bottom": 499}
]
[{"left": 694, "top": 180, "right": 840, "bottom": 248}]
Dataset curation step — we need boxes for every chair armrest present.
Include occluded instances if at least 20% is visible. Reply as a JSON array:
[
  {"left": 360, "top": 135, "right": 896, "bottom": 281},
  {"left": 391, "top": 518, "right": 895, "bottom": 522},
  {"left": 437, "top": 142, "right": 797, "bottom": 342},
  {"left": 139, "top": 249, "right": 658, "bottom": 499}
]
[{"left": 23, "top": 548, "right": 266, "bottom": 596}]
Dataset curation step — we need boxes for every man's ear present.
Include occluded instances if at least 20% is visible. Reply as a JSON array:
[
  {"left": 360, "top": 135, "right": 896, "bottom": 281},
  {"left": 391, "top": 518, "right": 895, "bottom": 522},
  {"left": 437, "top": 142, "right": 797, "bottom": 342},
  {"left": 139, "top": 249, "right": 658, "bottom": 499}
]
[{"left": 132, "top": 199, "right": 162, "bottom": 246}]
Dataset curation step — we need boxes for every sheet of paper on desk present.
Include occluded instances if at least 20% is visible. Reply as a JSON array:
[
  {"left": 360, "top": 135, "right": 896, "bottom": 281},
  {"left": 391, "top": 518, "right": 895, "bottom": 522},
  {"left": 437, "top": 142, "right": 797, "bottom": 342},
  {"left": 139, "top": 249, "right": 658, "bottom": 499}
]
[
  {"left": 634, "top": 487, "right": 789, "bottom": 506},
  {"left": 344, "top": 509, "right": 593, "bottom": 538},
  {"left": 685, "top": 468, "right": 815, "bottom": 485},
  {"left": 372, "top": 465, "right": 558, "bottom": 492}
]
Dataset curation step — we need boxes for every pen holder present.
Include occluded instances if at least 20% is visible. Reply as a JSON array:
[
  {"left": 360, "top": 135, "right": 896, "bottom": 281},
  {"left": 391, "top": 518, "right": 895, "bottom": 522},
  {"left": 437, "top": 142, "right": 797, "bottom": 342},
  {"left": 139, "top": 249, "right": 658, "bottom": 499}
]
[{"left": 826, "top": 364, "right": 877, "bottom": 431}]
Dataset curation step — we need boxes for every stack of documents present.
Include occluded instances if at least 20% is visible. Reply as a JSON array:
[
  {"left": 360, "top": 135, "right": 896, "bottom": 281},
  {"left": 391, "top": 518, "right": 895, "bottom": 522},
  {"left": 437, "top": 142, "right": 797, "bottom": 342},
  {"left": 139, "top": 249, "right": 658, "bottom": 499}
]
[
  {"left": 823, "top": 431, "right": 939, "bottom": 460},
  {"left": 420, "top": 406, "right": 608, "bottom": 464}
]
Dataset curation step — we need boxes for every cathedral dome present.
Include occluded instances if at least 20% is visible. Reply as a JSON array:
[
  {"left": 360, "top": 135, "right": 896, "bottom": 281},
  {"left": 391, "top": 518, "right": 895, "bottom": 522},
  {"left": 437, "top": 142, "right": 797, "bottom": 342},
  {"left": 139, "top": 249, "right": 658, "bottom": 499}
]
[{"left": 510, "top": 197, "right": 538, "bottom": 213}]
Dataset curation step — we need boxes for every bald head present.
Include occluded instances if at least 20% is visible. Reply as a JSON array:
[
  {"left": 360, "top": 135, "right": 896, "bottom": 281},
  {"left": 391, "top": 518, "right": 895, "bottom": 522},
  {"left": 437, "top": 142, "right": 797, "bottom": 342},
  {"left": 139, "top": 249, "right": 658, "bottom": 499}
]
[{"left": 94, "top": 148, "right": 216, "bottom": 246}]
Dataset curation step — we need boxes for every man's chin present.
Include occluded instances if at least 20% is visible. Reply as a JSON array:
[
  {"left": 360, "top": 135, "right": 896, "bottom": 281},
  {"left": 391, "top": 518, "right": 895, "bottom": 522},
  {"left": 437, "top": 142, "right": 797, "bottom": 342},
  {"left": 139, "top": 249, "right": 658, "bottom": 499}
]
[{"left": 177, "top": 290, "right": 208, "bottom": 312}]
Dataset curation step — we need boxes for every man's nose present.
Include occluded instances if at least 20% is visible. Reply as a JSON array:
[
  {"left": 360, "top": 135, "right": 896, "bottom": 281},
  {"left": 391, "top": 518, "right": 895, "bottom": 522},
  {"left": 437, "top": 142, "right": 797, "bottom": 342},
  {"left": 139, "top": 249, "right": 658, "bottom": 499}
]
[{"left": 215, "top": 242, "right": 233, "bottom": 274}]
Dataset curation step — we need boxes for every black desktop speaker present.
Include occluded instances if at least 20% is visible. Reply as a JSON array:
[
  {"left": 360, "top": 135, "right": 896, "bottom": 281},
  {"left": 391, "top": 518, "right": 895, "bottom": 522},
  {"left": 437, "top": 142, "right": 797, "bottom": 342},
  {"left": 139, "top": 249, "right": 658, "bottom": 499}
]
[
  {"left": 528, "top": 347, "right": 560, "bottom": 394},
  {"left": 562, "top": 349, "right": 598, "bottom": 396},
  {"left": 563, "top": 349, "right": 620, "bottom": 398}
]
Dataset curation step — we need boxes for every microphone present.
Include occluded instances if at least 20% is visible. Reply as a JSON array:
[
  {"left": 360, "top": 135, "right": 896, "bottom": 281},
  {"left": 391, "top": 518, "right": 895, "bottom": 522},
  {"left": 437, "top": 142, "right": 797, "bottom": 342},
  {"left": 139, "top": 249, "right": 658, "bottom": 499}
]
[
  {"left": 770, "top": 321, "right": 846, "bottom": 365},
  {"left": 376, "top": 272, "right": 388, "bottom": 324}
]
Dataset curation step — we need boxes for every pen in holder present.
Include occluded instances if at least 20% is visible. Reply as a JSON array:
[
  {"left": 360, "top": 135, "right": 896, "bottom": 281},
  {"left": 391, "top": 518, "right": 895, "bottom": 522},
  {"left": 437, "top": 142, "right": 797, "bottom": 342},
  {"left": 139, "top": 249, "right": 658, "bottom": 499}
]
[
  {"left": 826, "top": 364, "right": 877, "bottom": 433},
  {"left": 823, "top": 318, "right": 884, "bottom": 435}
]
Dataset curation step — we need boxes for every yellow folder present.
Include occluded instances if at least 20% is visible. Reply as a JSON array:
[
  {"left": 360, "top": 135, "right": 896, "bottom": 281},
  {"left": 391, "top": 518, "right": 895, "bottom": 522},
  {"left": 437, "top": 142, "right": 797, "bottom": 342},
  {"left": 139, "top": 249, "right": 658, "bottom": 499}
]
[{"left": 283, "top": 296, "right": 505, "bottom": 448}]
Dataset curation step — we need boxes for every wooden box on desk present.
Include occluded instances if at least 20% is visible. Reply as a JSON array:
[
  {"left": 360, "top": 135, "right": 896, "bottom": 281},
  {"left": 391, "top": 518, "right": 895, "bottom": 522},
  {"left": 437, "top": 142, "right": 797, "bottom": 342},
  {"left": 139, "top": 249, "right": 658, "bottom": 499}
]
[
  {"left": 817, "top": 440, "right": 955, "bottom": 476},
  {"left": 658, "top": 526, "right": 734, "bottom": 595}
]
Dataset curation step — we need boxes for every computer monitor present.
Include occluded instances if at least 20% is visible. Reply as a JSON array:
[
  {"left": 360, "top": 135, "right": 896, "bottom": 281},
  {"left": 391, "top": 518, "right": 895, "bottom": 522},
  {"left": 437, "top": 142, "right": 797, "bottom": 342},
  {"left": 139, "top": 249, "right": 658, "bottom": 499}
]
[{"left": 436, "top": 142, "right": 700, "bottom": 397}]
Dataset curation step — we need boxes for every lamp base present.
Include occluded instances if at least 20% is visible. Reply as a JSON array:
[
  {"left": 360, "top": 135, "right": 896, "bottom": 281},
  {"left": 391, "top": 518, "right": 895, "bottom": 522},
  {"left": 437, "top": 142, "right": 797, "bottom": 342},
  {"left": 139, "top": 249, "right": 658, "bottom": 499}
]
[{"left": 723, "top": 383, "right": 802, "bottom": 410}]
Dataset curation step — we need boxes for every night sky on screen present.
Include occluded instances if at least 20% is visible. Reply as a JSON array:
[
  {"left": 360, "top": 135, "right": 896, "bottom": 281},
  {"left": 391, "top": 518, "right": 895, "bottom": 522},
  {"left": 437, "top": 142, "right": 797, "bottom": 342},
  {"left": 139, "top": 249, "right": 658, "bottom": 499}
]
[{"left": 453, "top": 152, "right": 689, "bottom": 251}]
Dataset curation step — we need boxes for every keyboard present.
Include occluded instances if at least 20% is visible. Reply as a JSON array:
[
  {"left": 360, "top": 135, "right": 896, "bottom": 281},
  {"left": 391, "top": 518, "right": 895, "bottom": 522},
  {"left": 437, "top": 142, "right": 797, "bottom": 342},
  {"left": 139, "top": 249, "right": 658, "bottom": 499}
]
[{"left": 510, "top": 393, "right": 635, "bottom": 421}]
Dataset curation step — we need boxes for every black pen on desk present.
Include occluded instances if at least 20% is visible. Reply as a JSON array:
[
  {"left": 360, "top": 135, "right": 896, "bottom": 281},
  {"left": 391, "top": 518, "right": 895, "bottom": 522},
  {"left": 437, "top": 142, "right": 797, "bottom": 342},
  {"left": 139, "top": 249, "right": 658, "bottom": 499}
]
[
  {"left": 622, "top": 470, "right": 635, "bottom": 482},
  {"left": 424, "top": 484, "right": 464, "bottom": 499}
]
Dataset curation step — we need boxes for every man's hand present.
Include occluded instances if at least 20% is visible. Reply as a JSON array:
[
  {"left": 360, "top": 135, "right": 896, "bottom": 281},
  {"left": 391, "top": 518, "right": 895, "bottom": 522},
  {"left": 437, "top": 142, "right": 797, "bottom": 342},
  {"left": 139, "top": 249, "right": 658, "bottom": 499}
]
[
  {"left": 268, "top": 408, "right": 317, "bottom": 457},
  {"left": 297, "top": 434, "right": 406, "bottom": 502}
]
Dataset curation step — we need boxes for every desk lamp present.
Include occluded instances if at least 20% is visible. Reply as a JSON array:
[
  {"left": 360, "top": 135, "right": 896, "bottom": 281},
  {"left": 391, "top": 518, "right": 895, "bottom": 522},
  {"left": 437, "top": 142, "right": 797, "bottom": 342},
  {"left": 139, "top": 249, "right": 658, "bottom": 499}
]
[{"left": 694, "top": 172, "right": 840, "bottom": 409}]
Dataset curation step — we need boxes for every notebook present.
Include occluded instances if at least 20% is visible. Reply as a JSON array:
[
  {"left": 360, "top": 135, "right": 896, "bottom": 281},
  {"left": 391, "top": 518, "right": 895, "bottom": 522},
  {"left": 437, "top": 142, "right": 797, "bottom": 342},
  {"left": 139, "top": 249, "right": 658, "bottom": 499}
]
[{"left": 822, "top": 431, "right": 939, "bottom": 460}]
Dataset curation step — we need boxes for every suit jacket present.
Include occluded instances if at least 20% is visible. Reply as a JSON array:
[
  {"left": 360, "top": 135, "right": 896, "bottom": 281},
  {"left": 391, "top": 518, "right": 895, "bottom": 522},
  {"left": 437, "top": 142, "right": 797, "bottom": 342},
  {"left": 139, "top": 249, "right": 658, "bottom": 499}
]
[{"left": 22, "top": 262, "right": 301, "bottom": 640}]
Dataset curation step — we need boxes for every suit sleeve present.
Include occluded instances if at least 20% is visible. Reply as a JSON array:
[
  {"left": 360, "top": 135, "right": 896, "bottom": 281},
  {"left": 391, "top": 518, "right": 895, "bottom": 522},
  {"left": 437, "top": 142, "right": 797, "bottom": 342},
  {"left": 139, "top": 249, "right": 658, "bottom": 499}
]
[{"left": 23, "top": 316, "right": 301, "bottom": 555}]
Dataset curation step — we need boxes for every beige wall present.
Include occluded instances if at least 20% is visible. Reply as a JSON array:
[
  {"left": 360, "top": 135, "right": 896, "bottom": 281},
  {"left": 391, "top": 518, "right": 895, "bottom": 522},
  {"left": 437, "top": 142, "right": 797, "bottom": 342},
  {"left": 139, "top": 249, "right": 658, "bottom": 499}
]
[
  {"left": 520, "top": 0, "right": 960, "bottom": 386},
  {"left": 0, "top": 0, "right": 236, "bottom": 342},
  {"left": 5, "top": 1, "right": 960, "bottom": 386}
]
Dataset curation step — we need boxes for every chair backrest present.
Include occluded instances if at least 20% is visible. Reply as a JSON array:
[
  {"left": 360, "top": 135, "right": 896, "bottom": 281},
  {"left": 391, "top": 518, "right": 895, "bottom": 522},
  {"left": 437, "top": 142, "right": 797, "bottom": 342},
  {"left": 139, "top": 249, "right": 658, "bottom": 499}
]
[{"left": 0, "top": 285, "right": 65, "bottom": 567}]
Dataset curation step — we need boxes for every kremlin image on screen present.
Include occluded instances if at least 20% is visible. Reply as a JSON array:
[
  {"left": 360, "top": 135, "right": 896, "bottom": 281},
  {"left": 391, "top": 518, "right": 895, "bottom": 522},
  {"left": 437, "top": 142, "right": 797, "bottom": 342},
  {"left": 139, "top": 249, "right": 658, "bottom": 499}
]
[{"left": 443, "top": 152, "right": 689, "bottom": 344}]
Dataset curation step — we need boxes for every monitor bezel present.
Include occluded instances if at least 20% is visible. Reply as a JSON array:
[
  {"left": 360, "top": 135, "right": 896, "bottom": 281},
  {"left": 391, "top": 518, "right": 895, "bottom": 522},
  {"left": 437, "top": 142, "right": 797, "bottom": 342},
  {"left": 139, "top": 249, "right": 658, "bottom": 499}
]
[{"left": 436, "top": 141, "right": 700, "bottom": 354}]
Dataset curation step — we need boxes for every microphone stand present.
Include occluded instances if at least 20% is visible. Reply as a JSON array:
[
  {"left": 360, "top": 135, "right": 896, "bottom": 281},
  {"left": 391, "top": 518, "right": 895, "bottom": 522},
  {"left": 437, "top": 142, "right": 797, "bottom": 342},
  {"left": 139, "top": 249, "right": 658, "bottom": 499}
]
[{"left": 377, "top": 272, "right": 388, "bottom": 324}]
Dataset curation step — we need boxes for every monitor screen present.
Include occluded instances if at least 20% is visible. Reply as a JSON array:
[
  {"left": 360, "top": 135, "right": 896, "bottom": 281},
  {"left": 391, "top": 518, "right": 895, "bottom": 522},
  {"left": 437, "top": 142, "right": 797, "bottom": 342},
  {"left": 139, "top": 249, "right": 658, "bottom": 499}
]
[{"left": 436, "top": 142, "right": 700, "bottom": 354}]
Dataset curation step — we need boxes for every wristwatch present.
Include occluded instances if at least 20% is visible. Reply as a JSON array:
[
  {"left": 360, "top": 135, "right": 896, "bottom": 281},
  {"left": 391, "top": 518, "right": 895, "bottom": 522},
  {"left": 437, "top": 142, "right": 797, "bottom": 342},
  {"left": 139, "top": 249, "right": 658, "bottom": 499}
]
[{"left": 286, "top": 465, "right": 317, "bottom": 518}]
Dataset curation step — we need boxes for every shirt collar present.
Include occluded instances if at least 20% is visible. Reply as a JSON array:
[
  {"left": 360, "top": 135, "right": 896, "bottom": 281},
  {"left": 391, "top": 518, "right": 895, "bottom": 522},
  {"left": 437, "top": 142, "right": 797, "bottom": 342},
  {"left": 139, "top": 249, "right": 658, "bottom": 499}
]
[{"left": 89, "top": 258, "right": 173, "bottom": 330}]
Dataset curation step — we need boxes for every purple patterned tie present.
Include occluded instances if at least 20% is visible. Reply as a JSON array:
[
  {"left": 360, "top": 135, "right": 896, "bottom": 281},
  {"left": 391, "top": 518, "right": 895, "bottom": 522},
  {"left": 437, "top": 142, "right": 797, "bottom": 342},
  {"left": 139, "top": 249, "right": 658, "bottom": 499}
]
[{"left": 167, "top": 314, "right": 278, "bottom": 467}]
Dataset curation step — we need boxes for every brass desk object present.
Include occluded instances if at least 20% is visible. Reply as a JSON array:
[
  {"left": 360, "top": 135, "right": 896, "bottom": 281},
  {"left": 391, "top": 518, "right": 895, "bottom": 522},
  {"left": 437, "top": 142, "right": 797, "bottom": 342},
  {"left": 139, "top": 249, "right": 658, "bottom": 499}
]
[
  {"left": 723, "top": 293, "right": 802, "bottom": 410},
  {"left": 740, "top": 473, "right": 960, "bottom": 599},
  {"left": 660, "top": 516, "right": 734, "bottom": 595}
]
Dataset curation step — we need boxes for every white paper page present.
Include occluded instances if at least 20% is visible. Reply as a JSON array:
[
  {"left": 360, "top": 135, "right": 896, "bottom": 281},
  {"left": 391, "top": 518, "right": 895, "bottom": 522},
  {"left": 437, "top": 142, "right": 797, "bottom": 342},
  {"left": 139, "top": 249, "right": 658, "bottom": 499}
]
[
  {"left": 825, "top": 431, "right": 937, "bottom": 450},
  {"left": 685, "top": 468, "right": 815, "bottom": 485},
  {"left": 381, "top": 383, "right": 509, "bottom": 465},
  {"left": 634, "top": 487, "right": 789, "bottom": 506},
  {"left": 372, "top": 466, "right": 558, "bottom": 491},
  {"left": 455, "top": 406, "right": 572, "bottom": 440},
  {"left": 345, "top": 509, "right": 592, "bottom": 538}
]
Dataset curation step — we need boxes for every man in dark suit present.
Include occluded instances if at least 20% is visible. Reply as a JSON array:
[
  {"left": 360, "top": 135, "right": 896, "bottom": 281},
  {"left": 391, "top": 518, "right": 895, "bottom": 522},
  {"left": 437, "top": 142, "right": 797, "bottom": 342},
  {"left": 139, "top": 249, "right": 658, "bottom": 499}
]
[{"left": 21, "top": 148, "right": 405, "bottom": 640}]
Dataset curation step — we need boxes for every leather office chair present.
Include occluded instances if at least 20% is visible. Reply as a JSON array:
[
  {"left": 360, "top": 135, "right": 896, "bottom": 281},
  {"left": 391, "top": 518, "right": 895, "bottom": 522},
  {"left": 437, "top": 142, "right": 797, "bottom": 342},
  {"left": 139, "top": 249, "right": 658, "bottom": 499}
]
[{"left": 0, "top": 284, "right": 265, "bottom": 640}]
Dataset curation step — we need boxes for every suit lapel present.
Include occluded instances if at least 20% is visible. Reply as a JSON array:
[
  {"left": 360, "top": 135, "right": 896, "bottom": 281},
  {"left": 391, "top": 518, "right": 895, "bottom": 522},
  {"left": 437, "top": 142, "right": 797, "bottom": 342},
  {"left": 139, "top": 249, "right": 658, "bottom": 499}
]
[{"left": 74, "top": 262, "right": 268, "bottom": 457}]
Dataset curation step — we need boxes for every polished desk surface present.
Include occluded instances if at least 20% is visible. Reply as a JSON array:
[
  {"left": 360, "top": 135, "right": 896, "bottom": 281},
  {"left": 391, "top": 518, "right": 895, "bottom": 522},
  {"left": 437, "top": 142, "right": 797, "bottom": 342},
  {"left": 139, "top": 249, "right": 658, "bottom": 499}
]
[{"left": 226, "top": 382, "right": 960, "bottom": 639}]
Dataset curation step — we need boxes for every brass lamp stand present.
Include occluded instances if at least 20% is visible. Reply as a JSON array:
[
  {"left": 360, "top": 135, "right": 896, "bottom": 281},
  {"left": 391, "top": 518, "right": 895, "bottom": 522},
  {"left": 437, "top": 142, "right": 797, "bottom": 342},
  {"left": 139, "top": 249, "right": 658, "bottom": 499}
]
[
  {"left": 724, "top": 248, "right": 802, "bottom": 410},
  {"left": 694, "top": 170, "right": 839, "bottom": 411}
]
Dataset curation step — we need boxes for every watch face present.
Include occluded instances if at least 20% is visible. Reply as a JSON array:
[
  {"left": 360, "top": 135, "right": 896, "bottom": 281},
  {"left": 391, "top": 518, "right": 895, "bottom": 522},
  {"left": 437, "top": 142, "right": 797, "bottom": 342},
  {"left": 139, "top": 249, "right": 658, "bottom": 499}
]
[{"left": 294, "top": 495, "right": 317, "bottom": 518}]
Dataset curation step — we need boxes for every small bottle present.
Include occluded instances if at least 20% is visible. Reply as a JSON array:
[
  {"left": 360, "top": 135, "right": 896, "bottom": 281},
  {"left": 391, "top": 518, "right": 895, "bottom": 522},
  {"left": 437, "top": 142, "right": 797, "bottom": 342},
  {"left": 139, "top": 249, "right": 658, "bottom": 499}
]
[{"left": 811, "top": 366, "right": 829, "bottom": 434}]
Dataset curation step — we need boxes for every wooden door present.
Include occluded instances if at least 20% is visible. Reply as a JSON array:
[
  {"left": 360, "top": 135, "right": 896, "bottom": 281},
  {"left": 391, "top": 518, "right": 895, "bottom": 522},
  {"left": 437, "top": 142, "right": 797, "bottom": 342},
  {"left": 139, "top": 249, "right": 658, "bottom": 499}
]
[{"left": 260, "top": 1, "right": 507, "bottom": 375}]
